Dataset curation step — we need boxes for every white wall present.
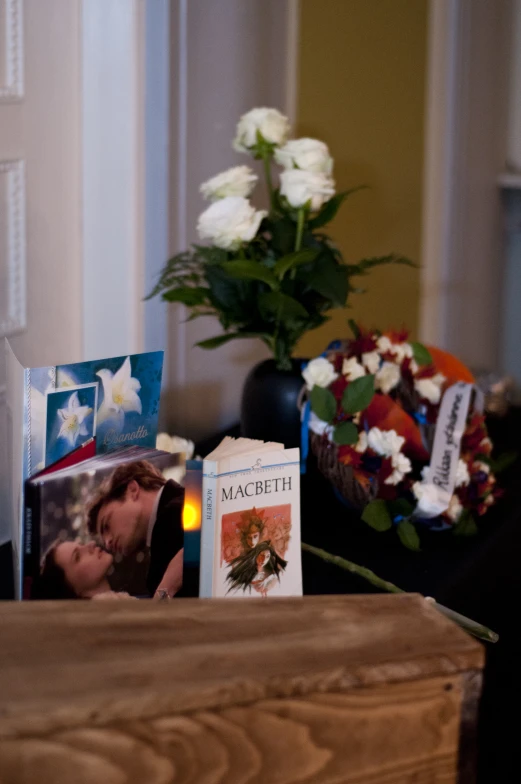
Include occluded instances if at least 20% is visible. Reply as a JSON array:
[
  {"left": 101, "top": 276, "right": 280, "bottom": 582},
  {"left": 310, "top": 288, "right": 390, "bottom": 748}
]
[{"left": 164, "top": 0, "right": 297, "bottom": 441}]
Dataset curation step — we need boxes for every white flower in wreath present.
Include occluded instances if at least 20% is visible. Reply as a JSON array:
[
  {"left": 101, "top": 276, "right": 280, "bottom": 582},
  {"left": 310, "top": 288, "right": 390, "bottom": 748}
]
[
  {"left": 447, "top": 495, "right": 464, "bottom": 522},
  {"left": 376, "top": 336, "right": 413, "bottom": 364},
  {"left": 362, "top": 351, "right": 381, "bottom": 374},
  {"left": 197, "top": 196, "right": 267, "bottom": 250},
  {"left": 307, "top": 411, "right": 332, "bottom": 437},
  {"left": 355, "top": 430, "right": 368, "bottom": 453},
  {"left": 411, "top": 481, "right": 441, "bottom": 517},
  {"left": 279, "top": 169, "right": 335, "bottom": 212},
  {"left": 342, "top": 356, "right": 366, "bottom": 381},
  {"left": 455, "top": 459, "right": 470, "bottom": 488},
  {"left": 375, "top": 361, "right": 401, "bottom": 394},
  {"left": 97, "top": 356, "right": 142, "bottom": 431},
  {"left": 302, "top": 357, "right": 338, "bottom": 390},
  {"left": 57, "top": 391, "right": 93, "bottom": 448},
  {"left": 274, "top": 138, "right": 333, "bottom": 175},
  {"left": 473, "top": 460, "right": 491, "bottom": 476},
  {"left": 414, "top": 373, "right": 446, "bottom": 404},
  {"left": 367, "top": 427, "right": 405, "bottom": 457},
  {"left": 385, "top": 451, "right": 412, "bottom": 485},
  {"left": 200, "top": 165, "right": 258, "bottom": 201},
  {"left": 233, "top": 107, "right": 290, "bottom": 152}
]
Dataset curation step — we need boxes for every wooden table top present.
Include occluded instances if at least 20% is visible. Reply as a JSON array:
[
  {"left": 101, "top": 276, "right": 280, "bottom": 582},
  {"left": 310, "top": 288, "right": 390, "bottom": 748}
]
[{"left": 0, "top": 594, "right": 482, "bottom": 740}]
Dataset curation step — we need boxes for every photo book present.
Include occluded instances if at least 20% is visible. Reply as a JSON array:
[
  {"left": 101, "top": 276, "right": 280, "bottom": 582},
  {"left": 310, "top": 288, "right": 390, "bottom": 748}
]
[
  {"left": 5, "top": 340, "right": 164, "bottom": 597},
  {"left": 201, "top": 437, "right": 302, "bottom": 598},
  {"left": 24, "top": 447, "right": 188, "bottom": 600}
]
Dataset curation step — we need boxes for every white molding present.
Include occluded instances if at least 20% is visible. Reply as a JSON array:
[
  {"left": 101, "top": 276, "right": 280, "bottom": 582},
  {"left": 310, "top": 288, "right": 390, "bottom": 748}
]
[
  {"left": 82, "top": 0, "right": 146, "bottom": 361},
  {"left": 419, "top": 0, "right": 459, "bottom": 347},
  {"left": 0, "top": 159, "right": 26, "bottom": 337},
  {"left": 0, "top": 0, "right": 23, "bottom": 101}
]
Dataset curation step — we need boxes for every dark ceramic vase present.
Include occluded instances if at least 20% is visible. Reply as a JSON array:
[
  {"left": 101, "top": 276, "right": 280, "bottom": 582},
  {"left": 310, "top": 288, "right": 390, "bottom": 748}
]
[{"left": 240, "top": 358, "right": 306, "bottom": 448}]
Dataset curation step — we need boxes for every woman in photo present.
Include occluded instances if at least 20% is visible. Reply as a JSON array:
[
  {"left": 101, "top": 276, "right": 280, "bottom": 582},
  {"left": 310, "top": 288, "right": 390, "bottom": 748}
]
[
  {"left": 32, "top": 539, "right": 132, "bottom": 600},
  {"left": 226, "top": 540, "right": 287, "bottom": 598}
]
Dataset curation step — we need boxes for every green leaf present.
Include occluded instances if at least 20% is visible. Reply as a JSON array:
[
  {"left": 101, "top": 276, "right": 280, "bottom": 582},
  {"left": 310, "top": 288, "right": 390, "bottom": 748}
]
[
  {"left": 310, "top": 386, "right": 337, "bottom": 424},
  {"left": 348, "top": 254, "right": 416, "bottom": 275},
  {"left": 308, "top": 186, "right": 367, "bottom": 229},
  {"left": 487, "top": 450, "right": 518, "bottom": 475},
  {"left": 361, "top": 500, "right": 392, "bottom": 532},
  {"left": 162, "top": 286, "right": 209, "bottom": 306},
  {"left": 453, "top": 511, "right": 478, "bottom": 537},
  {"left": 411, "top": 341, "right": 433, "bottom": 367},
  {"left": 221, "top": 260, "right": 278, "bottom": 290},
  {"left": 397, "top": 520, "right": 421, "bottom": 551},
  {"left": 273, "top": 249, "right": 319, "bottom": 279},
  {"left": 333, "top": 421, "right": 359, "bottom": 446},
  {"left": 306, "top": 253, "right": 350, "bottom": 306},
  {"left": 195, "top": 332, "right": 266, "bottom": 350},
  {"left": 388, "top": 499, "right": 415, "bottom": 519},
  {"left": 342, "top": 375, "right": 375, "bottom": 414},
  {"left": 348, "top": 319, "right": 361, "bottom": 339},
  {"left": 259, "top": 291, "right": 308, "bottom": 320}
]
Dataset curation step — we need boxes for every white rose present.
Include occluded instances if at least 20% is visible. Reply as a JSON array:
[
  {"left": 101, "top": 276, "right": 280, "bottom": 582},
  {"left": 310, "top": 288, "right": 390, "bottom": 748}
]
[
  {"left": 367, "top": 427, "right": 405, "bottom": 457},
  {"left": 392, "top": 342, "right": 413, "bottom": 364},
  {"left": 384, "top": 451, "right": 412, "bottom": 485},
  {"left": 307, "top": 410, "right": 332, "bottom": 437},
  {"left": 342, "top": 356, "right": 366, "bottom": 381},
  {"left": 156, "top": 433, "right": 195, "bottom": 459},
  {"left": 414, "top": 373, "right": 446, "bottom": 404},
  {"left": 412, "top": 482, "right": 442, "bottom": 517},
  {"left": 233, "top": 107, "right": 290, "bottom": 152},
  {"left": 279, "top": 169, "right": 335, "bottom": 211},
  {"left": 200, "top": 166, "right": 258, "bottom": 201},
  {"left": 455, "top": 459, "right": 470, "bottom": 488},
  {"left": 274, "top": 138, "right": 333, "bottom": 175},
  {"left": 302, "top": 357, "right": 338, "bottom": 390},
  {"left": 362, "top": 351, "right": 380, "bottom": 374},
  {"left": 197, "top": 196, "right": 267, "bottom": 250},
  {"left": 447, "top": 495, "right": 464, "bottom": 522},
  {"left": 375, "top": 362, "right": 401, "bottom": 394},
  {"left": 376, "top": 336, "right": 393, "bottom": 355},
  {"left": 376, "top": 336, "right": 412, "bottom": 364},
  {"left": 156, "top": 432, "right": 174, "bottom": 452}
]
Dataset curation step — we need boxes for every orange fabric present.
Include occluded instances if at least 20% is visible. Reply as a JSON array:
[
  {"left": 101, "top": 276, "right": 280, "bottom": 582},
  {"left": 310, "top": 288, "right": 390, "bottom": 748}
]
[{"left": 427, "top": 346, "right": 475, "bottom": 386}]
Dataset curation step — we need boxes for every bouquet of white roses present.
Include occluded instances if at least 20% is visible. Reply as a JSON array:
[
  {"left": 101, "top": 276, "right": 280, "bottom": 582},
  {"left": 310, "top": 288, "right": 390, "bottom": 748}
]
[{"left": 149, "top": 107, "right": 412, "bottom": 370}]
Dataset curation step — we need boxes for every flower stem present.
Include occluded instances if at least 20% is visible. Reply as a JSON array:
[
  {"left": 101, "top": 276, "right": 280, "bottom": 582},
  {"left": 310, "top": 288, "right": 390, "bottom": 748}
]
[
  {"left": 301, "top": 542, "right": 499, "bottom": 643},
  {"left": 263, "top": 153, "right": 275, "bottom": 211},
  {"left": 302, "top": 542, "right": 404, "bottom": 594},
  {"left": 295, "top": 208, "right": 305, "bottom": 252}
]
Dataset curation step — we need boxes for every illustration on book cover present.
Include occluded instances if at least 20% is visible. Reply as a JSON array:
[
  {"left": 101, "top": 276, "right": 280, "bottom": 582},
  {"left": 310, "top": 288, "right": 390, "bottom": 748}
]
[{"left": 221, "top": 506, "right": 290, "bottom": 597}]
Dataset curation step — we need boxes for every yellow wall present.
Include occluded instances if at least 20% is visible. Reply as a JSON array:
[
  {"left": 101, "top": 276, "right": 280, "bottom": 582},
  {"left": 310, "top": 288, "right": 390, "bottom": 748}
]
[{"left": 295, "top": 0, "right": 428, "bottom": 358}]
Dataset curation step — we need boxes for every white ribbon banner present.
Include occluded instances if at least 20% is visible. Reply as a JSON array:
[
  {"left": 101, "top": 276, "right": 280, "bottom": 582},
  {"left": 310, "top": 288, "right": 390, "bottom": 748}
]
[{"left": 413, "top": 382, "right": 482, "bottom": 520}]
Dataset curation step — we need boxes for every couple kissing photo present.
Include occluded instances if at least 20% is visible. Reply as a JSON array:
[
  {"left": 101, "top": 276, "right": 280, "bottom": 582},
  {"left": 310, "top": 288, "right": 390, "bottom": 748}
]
[{"left": 31, "top": 457, "right": 185, "bottom": 601}]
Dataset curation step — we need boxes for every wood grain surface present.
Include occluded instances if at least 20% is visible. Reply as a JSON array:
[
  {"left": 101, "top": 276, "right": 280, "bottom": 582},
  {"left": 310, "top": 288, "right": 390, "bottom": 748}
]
[{"left": 0, "top": 595, "right": 484, "bottom": 783}]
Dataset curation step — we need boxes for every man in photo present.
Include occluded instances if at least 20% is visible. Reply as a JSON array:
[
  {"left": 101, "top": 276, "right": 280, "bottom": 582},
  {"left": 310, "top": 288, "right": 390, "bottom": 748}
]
[{"left": 86, "top": 460, "right": 184, "bottom": 597}]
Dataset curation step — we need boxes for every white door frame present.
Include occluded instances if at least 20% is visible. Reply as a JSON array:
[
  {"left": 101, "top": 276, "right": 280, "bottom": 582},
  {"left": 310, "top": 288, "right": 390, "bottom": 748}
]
[{"left": 81, "top": 0, "right": 147, "bottom": 361}]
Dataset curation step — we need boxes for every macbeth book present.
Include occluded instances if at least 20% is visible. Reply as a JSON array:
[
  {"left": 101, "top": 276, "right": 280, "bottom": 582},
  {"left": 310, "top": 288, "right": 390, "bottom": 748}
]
[{"left": 200, "top": 438, "right": 302, "bottom": 598}]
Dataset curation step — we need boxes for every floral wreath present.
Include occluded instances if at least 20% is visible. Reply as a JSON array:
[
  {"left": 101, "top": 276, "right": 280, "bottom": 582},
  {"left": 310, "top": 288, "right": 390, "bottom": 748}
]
[{"left": 301, "top": 325, "right": 499, "bottom": 550}]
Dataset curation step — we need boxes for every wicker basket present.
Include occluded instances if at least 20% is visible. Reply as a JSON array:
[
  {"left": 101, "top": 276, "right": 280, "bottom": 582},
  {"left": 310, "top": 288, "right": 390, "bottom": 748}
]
[{"left": 310, "top": 432, "right": 379, "bottom": 509}]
